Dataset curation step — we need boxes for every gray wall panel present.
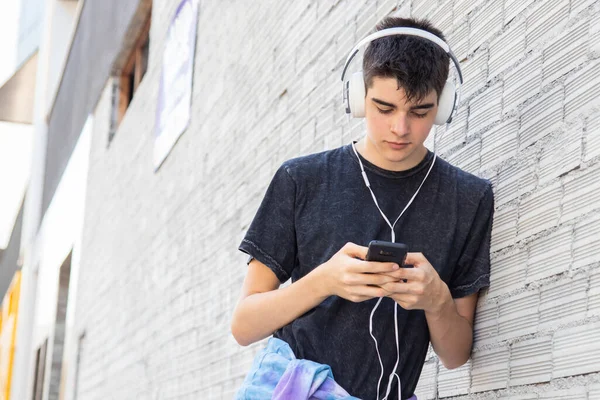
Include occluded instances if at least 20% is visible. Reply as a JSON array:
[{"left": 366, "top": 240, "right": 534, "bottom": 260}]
[{"left": 43, "top": 0, "right": 142, "bottom": 217}]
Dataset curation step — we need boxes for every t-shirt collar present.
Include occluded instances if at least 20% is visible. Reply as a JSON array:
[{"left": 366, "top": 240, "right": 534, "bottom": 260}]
[{"left": 345, "top": 141, "right": 435, "bottom": 179}]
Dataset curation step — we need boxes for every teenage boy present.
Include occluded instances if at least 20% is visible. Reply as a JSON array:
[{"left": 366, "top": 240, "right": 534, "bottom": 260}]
[{"left": 232, "top": 16, "right": 494, "bottom": 400}]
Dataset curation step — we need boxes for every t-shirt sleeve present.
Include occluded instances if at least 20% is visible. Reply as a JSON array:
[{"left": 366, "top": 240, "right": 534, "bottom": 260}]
[
  {"left": 238, "top": 163, "right": 297, "bottom": 283},
  {"left": 449, "top": 183, "right": 495, "bottom": 298}
]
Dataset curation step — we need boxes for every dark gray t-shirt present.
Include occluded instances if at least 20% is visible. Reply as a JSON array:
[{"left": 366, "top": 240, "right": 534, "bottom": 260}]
[{"left": 239, "top": 143, "right": 494, "bottom": 399}]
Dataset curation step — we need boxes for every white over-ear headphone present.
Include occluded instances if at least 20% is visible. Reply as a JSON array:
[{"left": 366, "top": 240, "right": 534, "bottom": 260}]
[{"left": 341, "top": 27, "right": 464, "bottom": 125}]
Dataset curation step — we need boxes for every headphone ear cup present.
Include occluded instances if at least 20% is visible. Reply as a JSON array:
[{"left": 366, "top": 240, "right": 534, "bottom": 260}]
[
  {"left": 348, "top": 71, "right": 366, "bottom": 118},
  {"left": 434, "top": 80, "right": 456, "bottom": 125}
]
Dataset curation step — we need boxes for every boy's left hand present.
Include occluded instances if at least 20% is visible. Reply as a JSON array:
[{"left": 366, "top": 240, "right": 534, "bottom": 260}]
[{"left": 378, "top": 252, "right": 451, "bottom": 315}]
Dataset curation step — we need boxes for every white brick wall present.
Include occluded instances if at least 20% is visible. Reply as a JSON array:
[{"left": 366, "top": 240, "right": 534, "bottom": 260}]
[
  {"left": 414, "top": 359, "right": 437, "bottom": 399},
  {"left": 437, "top": 360, "right": 470, "bottom": 397},
  {"left": 69, "top": 0, "right": 600, "bottom": 398},
  {"left": 509, "top": 336, "right": 553, "bottom": 387},
  {"left": 503, "top": 53, "right": 543, "bottom": 115}
]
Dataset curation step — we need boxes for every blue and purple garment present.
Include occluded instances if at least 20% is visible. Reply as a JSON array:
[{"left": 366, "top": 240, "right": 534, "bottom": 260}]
[
  {"left": 235, "top": 337, "right": 358, "bottom": 399},
  {"left": 235, "top": 337, "right": 418, "bottom": 400}
]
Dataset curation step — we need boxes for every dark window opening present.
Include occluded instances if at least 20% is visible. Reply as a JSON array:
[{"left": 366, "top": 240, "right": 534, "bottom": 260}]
[
  {"left": 31, "top": 339, "right": 48, "bottom": 400},
  {"left": 47, "top": 251, "right": 72, "bottom": 400},
  {"left": 110, "top": 11, "right": 152, "bottom": 143}
]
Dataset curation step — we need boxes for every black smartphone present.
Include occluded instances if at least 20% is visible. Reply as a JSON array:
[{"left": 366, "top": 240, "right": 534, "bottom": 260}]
[
  {"left": 366, "top": 241, "right": 410, "bottom": 282},
  {"left": 365, "top": 240, "right": 409, "bottom": 266}
]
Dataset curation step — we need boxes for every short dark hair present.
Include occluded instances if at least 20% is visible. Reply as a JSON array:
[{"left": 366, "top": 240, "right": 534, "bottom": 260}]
[{"left": 362, "top": 17, "right": 450, "bottom": 104}]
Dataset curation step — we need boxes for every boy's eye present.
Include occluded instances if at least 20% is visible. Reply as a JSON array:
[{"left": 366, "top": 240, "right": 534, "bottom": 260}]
[{"left": 377, "top": 108, "right": 429, "bottom": 118}]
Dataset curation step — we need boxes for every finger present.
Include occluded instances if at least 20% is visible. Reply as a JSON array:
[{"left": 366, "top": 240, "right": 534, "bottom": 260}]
[
  {"left": 354, "top": 285, "right": 388, "bottom": 299},
  {"left": 379, "top": 281, "right": 408, "bottom": 294},
  {"left": 379, "top": 281, "right": 423, "bottom": 295},
  {"left": 357, "top": 273, "right": 400, "bottom": 287},
  {"left": 342, "top": 271, "right": 397, "bottom": 286},
  {"left": 379, "top": 271, "right": 406, "bottom": 280},
  {"left": 341, "top": 242, "right": 369, "bottom": 260},
  {"left": 377, "top": 267, "right": 423, "bottom": 282},
  {"left": 350, "top": 259, "right": 400, "bottom": 274},
  {"left": 404, "top": 252, "right": 428, "bottom": 266}
]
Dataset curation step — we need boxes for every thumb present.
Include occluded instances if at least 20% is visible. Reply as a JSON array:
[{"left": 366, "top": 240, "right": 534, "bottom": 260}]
[{"left": 404, "top": 252, "right": 428, "bottom": 266}]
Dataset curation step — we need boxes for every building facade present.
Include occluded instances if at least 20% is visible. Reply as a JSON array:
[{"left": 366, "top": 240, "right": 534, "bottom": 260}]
[{"left": 9, "top": 0, "right": 600, "bottom": 399}]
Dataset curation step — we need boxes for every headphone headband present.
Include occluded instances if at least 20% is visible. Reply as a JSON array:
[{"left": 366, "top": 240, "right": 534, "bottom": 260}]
[{"left": 340, "top": 27, "right": 463, "bottom": 84}]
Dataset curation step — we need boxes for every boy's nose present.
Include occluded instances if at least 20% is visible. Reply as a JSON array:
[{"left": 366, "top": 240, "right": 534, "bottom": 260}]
[{"left": 390, "top": 114, "right": 410, "bottom": 135}]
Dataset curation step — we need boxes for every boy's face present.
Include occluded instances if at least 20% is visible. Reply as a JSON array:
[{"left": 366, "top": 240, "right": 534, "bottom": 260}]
[{"left": 362, "top": 76, "right": 438, "bottom": 171}]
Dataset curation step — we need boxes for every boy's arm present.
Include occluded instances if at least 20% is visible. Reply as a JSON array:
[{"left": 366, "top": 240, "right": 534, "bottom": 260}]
[
  {"left": 230, "top": 259, "right": 329, "bottom": 346},
  {"left": 231, "top": 243, "right": 402, "bottom": 346},
  {"left": 379, "top": 252, "right": 480, "bottom": 369},
  {"left": 425, "top": 290, "right": 478, "bottom": 369}
]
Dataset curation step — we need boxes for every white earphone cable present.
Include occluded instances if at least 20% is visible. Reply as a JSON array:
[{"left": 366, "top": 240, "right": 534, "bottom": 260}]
[{"left": 351, "top": 141, "right": 436, "bottom": 400}]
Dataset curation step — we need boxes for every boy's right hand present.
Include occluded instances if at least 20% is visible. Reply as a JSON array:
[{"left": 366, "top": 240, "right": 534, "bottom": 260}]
[{"left": 314, "top": 242, "right": 402, "bottom": 303}]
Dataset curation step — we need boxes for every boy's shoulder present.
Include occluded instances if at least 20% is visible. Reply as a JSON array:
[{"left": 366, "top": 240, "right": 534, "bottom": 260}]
[
  {"left": 437, "top": 156, "right": 494, "bottom": 202},
  {"left": 280, "top": 145, "right": 348, "bottom": 180}
]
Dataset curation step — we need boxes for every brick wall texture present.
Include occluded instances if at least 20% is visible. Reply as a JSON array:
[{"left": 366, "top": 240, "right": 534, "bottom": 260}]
[{"left": 72, "top": 0, "right": 600, "bottom": 398}]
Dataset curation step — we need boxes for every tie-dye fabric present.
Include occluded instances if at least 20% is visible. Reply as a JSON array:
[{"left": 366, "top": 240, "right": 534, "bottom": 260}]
[
  {"left": 235, "top": 337, "right": 358, "bottom": 400},
  {"left": 235, "top": 337, "right": 418, "bottom": 400}
]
